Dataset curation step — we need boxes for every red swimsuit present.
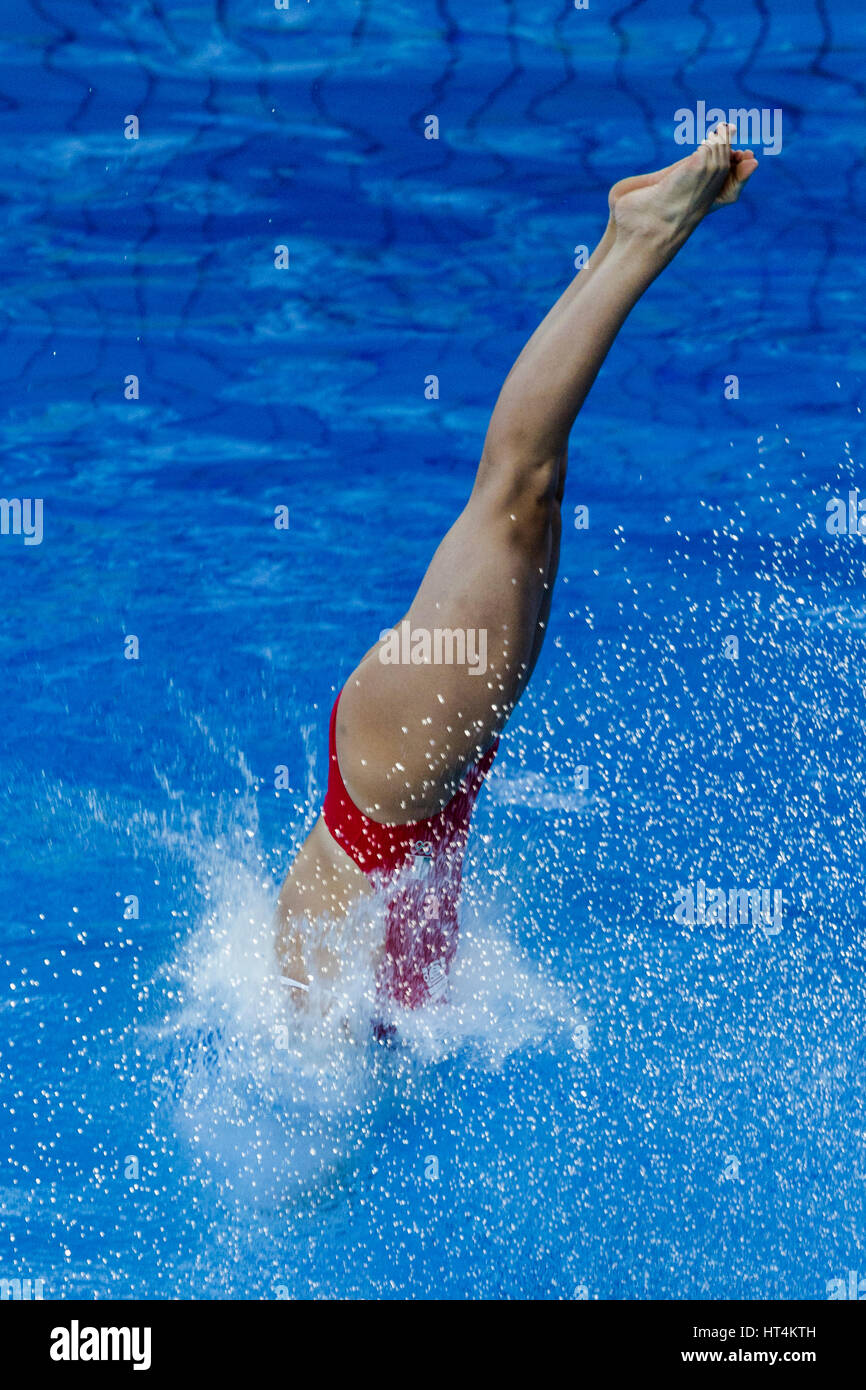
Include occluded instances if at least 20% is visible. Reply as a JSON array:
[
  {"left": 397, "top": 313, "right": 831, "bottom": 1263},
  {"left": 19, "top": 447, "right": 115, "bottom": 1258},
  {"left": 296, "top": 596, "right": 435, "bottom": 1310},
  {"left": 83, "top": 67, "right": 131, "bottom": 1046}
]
[{"left": 322, "top": 692, "right": 498, "bottom": 1008}]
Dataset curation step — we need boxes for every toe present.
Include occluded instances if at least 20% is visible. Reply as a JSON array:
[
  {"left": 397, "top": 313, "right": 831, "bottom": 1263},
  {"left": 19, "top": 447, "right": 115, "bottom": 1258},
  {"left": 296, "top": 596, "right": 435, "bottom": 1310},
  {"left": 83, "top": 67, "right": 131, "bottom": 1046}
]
[{"left": 702, "top": 122, "right": 732, "bottom": 174}]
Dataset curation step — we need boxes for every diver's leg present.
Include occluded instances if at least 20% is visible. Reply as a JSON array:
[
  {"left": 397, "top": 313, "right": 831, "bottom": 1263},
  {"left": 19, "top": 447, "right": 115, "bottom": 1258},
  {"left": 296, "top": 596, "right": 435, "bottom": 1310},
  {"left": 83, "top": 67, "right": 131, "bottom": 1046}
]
[
  {"left": 336, "top": 221, "right": 666, "bottom": 825},
  {"left": 521, "top": 448, "right": 566, "bottom": 687},
  {"left": 338, "top": 128, "right": 757, "bottom": 822}
]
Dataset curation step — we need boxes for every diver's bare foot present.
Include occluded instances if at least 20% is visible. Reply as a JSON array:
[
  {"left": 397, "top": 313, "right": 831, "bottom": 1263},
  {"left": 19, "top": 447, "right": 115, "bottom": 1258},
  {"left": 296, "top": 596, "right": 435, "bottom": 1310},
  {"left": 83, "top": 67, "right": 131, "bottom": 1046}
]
[
  {"left": 610, "top": 123, "right": 758, "bottom": 249},
  {"left": 586, "top": 158, "right": 685, "bottom": 267},
  {"left": 607, "top": 158, "right": 685, "bottom": 218}
]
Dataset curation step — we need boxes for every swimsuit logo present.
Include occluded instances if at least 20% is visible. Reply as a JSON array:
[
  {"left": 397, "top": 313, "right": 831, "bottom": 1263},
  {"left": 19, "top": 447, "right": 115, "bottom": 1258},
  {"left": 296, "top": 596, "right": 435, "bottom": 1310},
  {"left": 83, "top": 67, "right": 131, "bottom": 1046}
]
[
  {"left": 413, "top": 840, "right": 434, "bottom": 879},
  {"left": 422, "top": 958, "right": 448, "bottom": 1001}
]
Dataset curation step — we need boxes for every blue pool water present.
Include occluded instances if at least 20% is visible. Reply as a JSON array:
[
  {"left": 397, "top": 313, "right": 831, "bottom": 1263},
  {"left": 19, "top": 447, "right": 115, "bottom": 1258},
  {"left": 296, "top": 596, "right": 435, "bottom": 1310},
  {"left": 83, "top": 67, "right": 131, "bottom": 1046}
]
[{"left": 1, "top": 0, "right": 865, "bottom": 1300}]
